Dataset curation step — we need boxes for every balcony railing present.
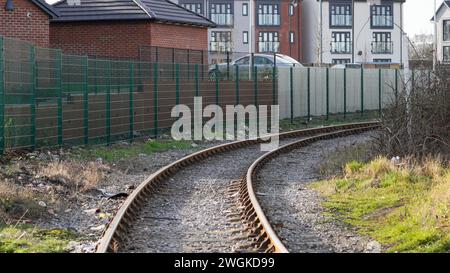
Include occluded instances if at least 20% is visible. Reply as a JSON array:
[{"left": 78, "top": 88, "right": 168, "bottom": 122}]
[
  {"left": 372, "top": 15, "right": 393, "bottom": 27},
  {"left": 258, "top": 41, "right": 280, "bottom": 53},
  {"left": 210, "top": 42, "right": 232, "bottom": 53},
  {"left": 331, "top": 15, "right": 352, "bottom": 27},
  {"left": 210, "top": 14, "right": 233, "bottom": 26},
  {"left": 330, "top": 41, "right": 352, "bottom": 54},
  {"left": 258, "top": 14, "right": 280, "bottom": 26},
  {"left": 371, "top": 41, "right": 393, "bottom": 54}
]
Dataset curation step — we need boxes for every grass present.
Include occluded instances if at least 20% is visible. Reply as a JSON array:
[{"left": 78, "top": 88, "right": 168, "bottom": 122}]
[
  {"left": 0, "top": 225, "right": 78, "bottom": 253},
  {"left": 71, "top": 139, "right": 194, "bottom": 163},
  {"left": 0, "top": 182, "right": 44, "bottom": 221},
  {"left": 312, "top": 157, "right": 450, "bottom": 253}
]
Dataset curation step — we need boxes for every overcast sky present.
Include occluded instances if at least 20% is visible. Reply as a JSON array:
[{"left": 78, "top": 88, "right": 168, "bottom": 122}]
[{"left": 45, "top": 0, "right": 438, "bottom": 36}]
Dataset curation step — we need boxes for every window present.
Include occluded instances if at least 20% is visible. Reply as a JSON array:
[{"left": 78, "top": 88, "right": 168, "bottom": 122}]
[
  {"left": 243, "top": 31, "right": 248, "bottom": 44},
  {"left": 242, "top": 3, "right": 248, "bottom": 16},
  {"left": 289, "top": 32, "right": 295, "bottom": 44},
  {"left": 254, "top": 56, "right": 273, "bottom": 65},
  {"left": 372, "top": 32, "right": 393, "bottom": 54},
  {"left": 235, "top": 57, "right": 249, "bottom": 65},
  {"left": 332, "top": 59, "right": 351, "bottom": 64},
  {"left": 289, "top": 4, "right": 294, "bottom": 16},
  {"left": 258, "top": 32, "right": 280, "bottom": 53},
  {"left": 330, "top": 4, "right": 352, "bottom": 27},
  {"left": 210, "top": 3, "right": 233, "bottom": 26},
  {"left": 373, "top": 59, "right": 392, "bottom": 63},
  {"left": 257, "top": 4, "right": 280, "bottom": 26},
  {"left": 444, "top": 20, "right": 450, "bottom": 41},
  {"left": 211, "top": 31, "right": 232, "bottom": 52},
  {"left": 444, "top": 47, "right": 450, "bottom": 62},
  {"left": 371, "top": 4, "right": 393, "bottom": 28},
  {"left": 331, "top": 32, "right": 351, "bottom": 54},
  {"left": 181, "top": 3, "right": 202, "bottom": 14}
]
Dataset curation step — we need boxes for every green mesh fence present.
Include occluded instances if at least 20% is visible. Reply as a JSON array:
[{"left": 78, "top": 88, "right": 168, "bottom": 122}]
[
  {"left": 0, "top": 36, "right": 406, "bottom": 153},
  {"left": 0, "top": 36, "right": 279, "bottom": 153}
]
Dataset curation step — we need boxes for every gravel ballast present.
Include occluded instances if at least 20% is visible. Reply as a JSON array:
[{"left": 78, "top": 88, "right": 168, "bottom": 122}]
[{"left": 256, "top": 132, "right": 380, "bottom": 253}]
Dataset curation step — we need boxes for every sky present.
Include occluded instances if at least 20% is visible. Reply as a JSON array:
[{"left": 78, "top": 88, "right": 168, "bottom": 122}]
[{"left": 45, "top": 0, "right": 437, "bottom": 36}]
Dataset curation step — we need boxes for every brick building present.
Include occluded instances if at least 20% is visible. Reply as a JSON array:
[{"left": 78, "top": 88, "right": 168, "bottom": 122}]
[
  {"left": 0, "top": 0, "right": 59, "bottom": 47},
  {"left": 50, "top": 0, "right": 215, "bottom": 59}
]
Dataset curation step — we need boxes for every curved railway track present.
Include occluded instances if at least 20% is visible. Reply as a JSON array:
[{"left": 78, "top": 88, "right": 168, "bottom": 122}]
[{"left": 96, "top": 122, "right": 380, "bottom": 253}]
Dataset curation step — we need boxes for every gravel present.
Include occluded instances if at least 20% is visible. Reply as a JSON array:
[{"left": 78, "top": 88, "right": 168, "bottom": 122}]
[{"left": 256, "top": 132, "right": 380, "bottom": 253}]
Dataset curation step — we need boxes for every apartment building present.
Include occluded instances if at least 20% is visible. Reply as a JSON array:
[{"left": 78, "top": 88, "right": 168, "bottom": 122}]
[
  {"left": 302, "top": 0, "right": 408, "bottom": 65},
  {"left": 432, "top": 1, "right": 450, "bottom": 63},
  {"left": 175, "top": 0, "right": 302, "bottom": 63}
]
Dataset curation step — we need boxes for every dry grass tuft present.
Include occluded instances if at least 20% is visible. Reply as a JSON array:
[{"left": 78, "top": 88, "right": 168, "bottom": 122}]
[{"left": 38, "top": 161, "right": 104, "bottom": 192}]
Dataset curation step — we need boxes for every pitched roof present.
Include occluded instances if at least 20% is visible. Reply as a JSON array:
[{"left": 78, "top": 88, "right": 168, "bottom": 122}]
[
  {"left": 32, "top": 0, "right": 60, "bottom": 18},
  {"left": 431, "top": 1, "right": 450, "bottom": 21},
  {"left": 51, "top": 0, "right": 215, "bottom": 27}
]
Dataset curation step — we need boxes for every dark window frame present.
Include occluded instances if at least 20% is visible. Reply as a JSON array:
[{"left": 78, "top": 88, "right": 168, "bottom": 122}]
[
  {"left": 210, "top": 31, "right": 232, "bottom": 52},
  {"left": 370, "top": 4, "right": 394, "bottom": 29},
  {"left": 258, "top": 31, "right": 280, "bottom": 53},
  {"left": 257, "top": 3, "right": 280, "bottom": 27},
  {"left": 371, "top": 32, "right": 393, "bottom": 54},
  {"left": 444, "top": 20, "right": 450, "bottom": 41},
  {"left": 331, "top": 32, "right": 352, "bottom": 54},
  {"left": 329, "top": 3, "right": 352, "bottom": 29},
  {"left": 289, "top": 4, "right": 294, "bottom": 16},
  {"left": 373, "top": 58, "right": 392, "bottom": 63},
  {"left": 444, "top": 46, "right": 450, "bottom": 62},
  {"left": 209, "top": 2, "right": 234, "bottom": 27},
  {"left": 242, "top": 3, "right": 248, "bottom": 16},
  {"left": 289, "top": 31, "right": 295, "bottom": 44},
  {"left": 243, "top": 31, "right": 249, "bottom": 44},
  {"left": 332, "top": 59, "right": 351, "bottom": 64}
]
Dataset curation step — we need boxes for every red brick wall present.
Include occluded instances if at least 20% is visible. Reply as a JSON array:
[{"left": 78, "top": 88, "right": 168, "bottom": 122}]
[
  {"left": 150, "top": 23, "right": 208, "bottom": 51},
  {"left": 255, "top": 2, "right": 302, "bottom": 61},
  {"left": 0, "top": 0, "right": 51, "bottom": 47},
  {"left": 50, "top": 21, "right": 151, "bottom": 59},
  {"left": 50, "top": 21, "right": 208, "bottom": 59}
]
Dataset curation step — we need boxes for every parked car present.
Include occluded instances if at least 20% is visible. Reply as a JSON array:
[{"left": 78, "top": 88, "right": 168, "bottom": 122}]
[{"left": 209, "top": 54, "right": 303, "bottom": 80}]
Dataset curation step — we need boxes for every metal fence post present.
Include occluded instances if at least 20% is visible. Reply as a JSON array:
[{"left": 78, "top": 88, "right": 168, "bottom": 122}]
[
  {"left": 172, "top": 48, "right": 175, "bottom": 80},
  {"left": 326, "top": 67, "right": 329, "bottom": 120},
  {"left": 344, "top": 68, "right": 347, "bottom": 119},
  {"left": 129, "top": 62, "right": 134, "bottom": 142},
  {"left": 378, "top": 69, "right": 382, "bottom": 116},
  {"left": 235, "top": 65, "right": 240, "bottom": 105},
  {"left": 215, "top": 64, "right": 219, "bottom": 106},
  {"left": 226, "top": 51, "right": 230, "bottom": 80},
  {"left": 187, "top": 49, "right": 190, "bottom": 80},
  {"left": 56, "top": 50, "right": 63, "bottom": 146},
  {"left": 30, "top": 45, "right": 36, "bottom": 150},
  {"left": 0, "top": 37, "right": 4, "bottom": 154},
  {"left": 83, "top": 56, "right": 89, "bottom": 145},
  {"left": 254, "top": 66, "right": 258, "bottom": 126},
  {"left": 176, "top": 63, "right": 180, "bottom": 109},
  {"left": 290, "top": 66, "right": 293, "bottom": 124},
  {"left": 307, "top": 67, "right": 311, "bottom": 121},
  {"left": 360, "top": 67, "right": 364, "bottom": 117},
  {"left": 195, "top": 64, "right": 199, "bottom": 97},
  {"left": 272, "top": 53, "right": 277, "bottom": 105},
  {"left": 153, "top": 62, "right": 158, "bottom": 138},
  {"left": 106, "top": 61, "right": 111, "bottom": 145},
  {"left": 395, "top": 69, "right": 398, "bottom": 95}
]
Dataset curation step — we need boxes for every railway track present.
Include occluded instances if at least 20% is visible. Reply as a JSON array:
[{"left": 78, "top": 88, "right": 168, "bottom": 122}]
[{"left": 96, "top": 122, "right": 380, "bottom": 253}]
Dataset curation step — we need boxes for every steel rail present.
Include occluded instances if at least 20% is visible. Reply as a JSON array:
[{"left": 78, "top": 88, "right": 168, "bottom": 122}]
[
  {"left": 96, "top": 121, "right": 380, "bottom": 253},
  {"left": 241, "top": 124, "right": 380, "bottom": 253}
]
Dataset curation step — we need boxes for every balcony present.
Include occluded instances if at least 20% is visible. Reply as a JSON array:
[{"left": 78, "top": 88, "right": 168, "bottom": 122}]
[
  {"left": 210, "top": 14, "right": 233, "bottom": 26},
  {"left": 330, "top": 15, "right": 352, "bottom": 27},
  {"left": 257, "top": 14, "right": 280, "bottom": 26},
  {"left": 330, "top": 42, "right": 352, "bottom": 54},
  {"left": 371, "top": 41, "right": 393, "bottom": 54},
  {"left": 258, "top": 41, "right": 280, "bottom": 53},
  {"left": 210, "top": 42, "right": 232, "bottom": 53},
  {"left": 372, "top": 15, "right": 393, "bottom": 28}
]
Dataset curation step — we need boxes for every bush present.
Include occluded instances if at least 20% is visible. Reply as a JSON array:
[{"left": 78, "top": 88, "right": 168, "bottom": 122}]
[{"left": 375, "top": 67, "right": 450, "bottom": 161}]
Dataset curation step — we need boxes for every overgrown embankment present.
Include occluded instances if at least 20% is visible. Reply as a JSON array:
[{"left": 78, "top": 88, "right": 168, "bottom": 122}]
[{"left": 312, "top": 158, "right": 450, "bottom": 253}]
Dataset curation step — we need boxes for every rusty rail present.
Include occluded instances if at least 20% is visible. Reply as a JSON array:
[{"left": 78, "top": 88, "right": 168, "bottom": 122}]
[{"left": 96, "top": 121, "right": 379, "bottom": 253}]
